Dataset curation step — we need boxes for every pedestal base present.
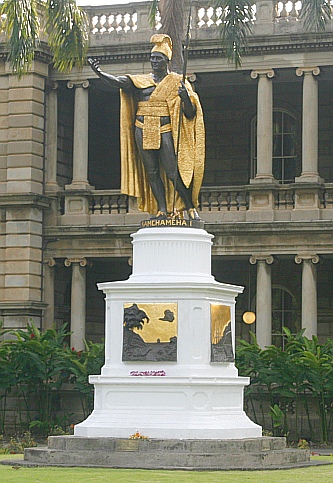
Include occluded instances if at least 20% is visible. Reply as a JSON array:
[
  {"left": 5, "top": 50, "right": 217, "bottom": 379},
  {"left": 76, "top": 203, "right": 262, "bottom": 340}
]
[
  {"left": 74, "top": 375, "right": 261, "bottom": 439},
  {"left": 23, "top": 436, "right": 311, "bottom": 470}
]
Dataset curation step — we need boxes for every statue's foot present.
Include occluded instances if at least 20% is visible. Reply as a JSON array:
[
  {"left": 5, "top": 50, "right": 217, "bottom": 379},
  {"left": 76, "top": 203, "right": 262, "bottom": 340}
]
[
  {"left": 155, "top": 211, "right": 167, "bottom": 219},
  {"left": 170, "top": 209, "right": 183, "bottom": 219},
  {"left": 188, "top": 208, "right": 201, "bottom": 221}
]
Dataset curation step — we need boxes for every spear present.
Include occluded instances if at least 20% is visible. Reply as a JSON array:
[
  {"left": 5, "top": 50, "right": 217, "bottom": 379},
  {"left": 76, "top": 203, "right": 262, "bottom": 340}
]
[{"left": 172, "top": 0, "right": 193, "bottom": 216}]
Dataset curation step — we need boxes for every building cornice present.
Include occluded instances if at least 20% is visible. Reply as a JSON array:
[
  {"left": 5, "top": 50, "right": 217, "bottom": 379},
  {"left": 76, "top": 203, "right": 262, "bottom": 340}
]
[
  {"left": 0, "top": 194, "right": 51, "bottom": 209},
  {"left": 86, "top": 35, "right": 333, "bottom": 65}
]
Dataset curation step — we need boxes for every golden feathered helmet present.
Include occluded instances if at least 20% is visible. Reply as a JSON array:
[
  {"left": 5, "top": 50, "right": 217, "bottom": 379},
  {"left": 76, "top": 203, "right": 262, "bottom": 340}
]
[{"left": 150, "top": 34, "right": 172, "bottom": 60}]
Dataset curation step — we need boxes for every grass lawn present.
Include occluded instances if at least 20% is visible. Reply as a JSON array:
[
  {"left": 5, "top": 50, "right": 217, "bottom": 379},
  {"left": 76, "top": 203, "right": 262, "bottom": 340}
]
[{"left": 1, "top": 454, "right": 333, "bottom": 482}]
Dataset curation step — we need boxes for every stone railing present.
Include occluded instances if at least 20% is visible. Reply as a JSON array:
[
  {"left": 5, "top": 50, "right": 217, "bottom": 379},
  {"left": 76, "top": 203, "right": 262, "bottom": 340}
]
[
  {"left": 200, "top": 187, "right": 249, "bottom": 211},
  {"left": 57, "top": 184, "right": 333, "bottom": 223},
  {"left": 89, "top": 190, "right": 129, "bottom": 214},
  {"left": 1, "top": 2, "right": 332, "bottom": 46},
  {"left": 275, "top": 0, "right": 302, "bottom": 21},
  {"left": 85, "top": 1, "right": 333, "bottom": 42}
]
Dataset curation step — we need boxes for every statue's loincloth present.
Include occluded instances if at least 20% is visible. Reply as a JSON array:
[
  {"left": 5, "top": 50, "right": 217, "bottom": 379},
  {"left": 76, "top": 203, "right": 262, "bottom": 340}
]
[{"left": 135, "top": 101, "right": 172, "bottom": 149}]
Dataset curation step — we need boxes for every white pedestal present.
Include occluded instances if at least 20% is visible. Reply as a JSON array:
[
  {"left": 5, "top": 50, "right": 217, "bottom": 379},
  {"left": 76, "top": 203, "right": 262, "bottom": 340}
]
[{"left": 75, "top": 228, "right": 261, "bottom": 439}]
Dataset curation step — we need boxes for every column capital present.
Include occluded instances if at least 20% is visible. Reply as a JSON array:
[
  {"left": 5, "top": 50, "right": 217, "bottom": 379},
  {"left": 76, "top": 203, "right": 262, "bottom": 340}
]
[
  {"left": 249, "top": 254, "right": 274, "bottom": 265},
  {"left": 295, "top": 254, "right": 320, "bottom": 264},
  {"left": 251, "top": 69, "right": 275, "bottom": 80},
  {"left": 46, "top": 81, "right": 58, "bottom": 92},
  {"left": 67, "top": 80, "right": 90, "bottom": 89},
  {"left": 296, "top": 67, "right": 320, "bottom": 77},
  {"left": 45, "top": 257, "right": 56, "bottom": 267},
  {"left": 64, "top": 257, "right": 88, "bottom": 267}
]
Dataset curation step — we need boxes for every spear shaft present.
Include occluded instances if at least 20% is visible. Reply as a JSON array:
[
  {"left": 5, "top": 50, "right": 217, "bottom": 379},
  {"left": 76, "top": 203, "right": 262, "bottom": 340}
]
[{"left": 172, "top": 1, "right": 193, "bottom": 215}]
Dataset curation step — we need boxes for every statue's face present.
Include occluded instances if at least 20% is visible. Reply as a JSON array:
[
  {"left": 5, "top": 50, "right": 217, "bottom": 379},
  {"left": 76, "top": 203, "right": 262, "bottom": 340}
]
[{"left": 150, "top": 52, "right": 169, "bottom": 72}]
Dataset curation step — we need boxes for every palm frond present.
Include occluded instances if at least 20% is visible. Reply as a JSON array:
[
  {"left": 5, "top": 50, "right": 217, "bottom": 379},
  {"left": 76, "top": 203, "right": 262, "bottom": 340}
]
[
  {"left": 212, "top": 0, "right": 254, "bottom": 68},
  {"left": 45, "top": 0, "right": 89, "bottom": 72},
  {"left": 1, "top": 0, "right": 40, "bottom": 78},
  {"left": 148, "top": 0, "right": 160, "bottom": 27},
  {"left": 300, "top": 0, "right": 331, "bottom": 32}
]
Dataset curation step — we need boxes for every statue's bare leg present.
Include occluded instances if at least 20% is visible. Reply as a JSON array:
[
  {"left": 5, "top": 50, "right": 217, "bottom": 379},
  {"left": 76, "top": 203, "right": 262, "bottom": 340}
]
[
  {"left": 135, "top": 127, "right": 167, "bottom": 215},
  {"left": 159, "top": 132, "right": 200, "bottom": 219}
]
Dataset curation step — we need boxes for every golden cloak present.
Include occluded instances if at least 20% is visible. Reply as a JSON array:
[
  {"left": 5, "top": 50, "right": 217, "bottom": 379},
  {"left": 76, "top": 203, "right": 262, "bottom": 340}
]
[{"left": 120, "top": 72, "right": 205, "bottom": 214}]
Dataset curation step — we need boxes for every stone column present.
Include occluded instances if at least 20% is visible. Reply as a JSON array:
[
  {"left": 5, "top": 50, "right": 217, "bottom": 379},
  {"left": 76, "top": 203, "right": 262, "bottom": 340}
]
[
  {"left": 250, "top": 69, "right": 275, "bottom": 183},
  {"left": 65, "top": 258, "right": 87, "bottom": 351},
  {"left": 295, "top": 67, "right": 323, "bottom": 182},
  {"left": 45, "top": 82, "right": 59, "bottom": 192},
  {"left": 43, "top": 258, "right": 56, "bottom": 331},
  {"left": 250, "top": 255, "right": 274, "bottom": 348},
  {"left": 295, "top": 254, "right": 319, "bottom": 337},
  {"left": 66, "top": 80, "right": 91, "bottom": 190}
]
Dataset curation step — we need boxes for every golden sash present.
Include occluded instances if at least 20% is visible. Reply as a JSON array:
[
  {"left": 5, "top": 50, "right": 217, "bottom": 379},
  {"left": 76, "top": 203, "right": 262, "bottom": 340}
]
[{"left": 136, "top": 101, "right": 171, "bottom": 149}]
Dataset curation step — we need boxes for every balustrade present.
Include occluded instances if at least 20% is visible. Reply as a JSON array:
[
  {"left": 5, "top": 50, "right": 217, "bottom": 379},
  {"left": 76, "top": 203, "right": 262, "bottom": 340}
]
[
  {"left": 200, "top": 187, "right": 249, "bottom": 212},
  {"left": 323, "top": 186, "right": 333, "bottom": 209},
  {"left": 84, "top": 1, "right": 333, "bottom": 39},
  {"left": 90, "top": 9, "right": 138, "bottom": 35},
  {"left": 275, "top": 1, "right": 301, "bottom": 22},
  {"left": 55, "top": 184, "right": 333, "bottom": 221},
  {"left": 2, "top": 2, "right": 333, "bottom": 42},
  {"left": 89, "top": 191, "right": 129, "bottom": 214}
]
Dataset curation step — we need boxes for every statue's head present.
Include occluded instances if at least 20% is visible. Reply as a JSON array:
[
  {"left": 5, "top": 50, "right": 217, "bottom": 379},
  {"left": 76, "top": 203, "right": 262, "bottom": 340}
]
[{"left": 150, "top": 34, "right": 172, "bottom": 60}]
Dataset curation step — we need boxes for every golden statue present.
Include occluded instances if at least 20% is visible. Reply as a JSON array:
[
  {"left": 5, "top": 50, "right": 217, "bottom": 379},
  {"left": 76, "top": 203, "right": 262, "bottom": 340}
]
[{"left": 88, "top": 34, "right": 205, "bottom": 220}]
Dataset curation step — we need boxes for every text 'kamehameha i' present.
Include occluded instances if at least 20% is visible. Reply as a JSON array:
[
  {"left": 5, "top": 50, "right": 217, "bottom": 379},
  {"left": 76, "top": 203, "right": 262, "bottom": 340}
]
[{"left": 141, "top": 218, "right": 204, "bottom": 228}]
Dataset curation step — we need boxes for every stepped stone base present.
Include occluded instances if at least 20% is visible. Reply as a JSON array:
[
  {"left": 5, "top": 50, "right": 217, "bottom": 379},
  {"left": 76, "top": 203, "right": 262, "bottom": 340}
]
[{"left": 19, "top": 436, "right": 312, "bottom": 470}]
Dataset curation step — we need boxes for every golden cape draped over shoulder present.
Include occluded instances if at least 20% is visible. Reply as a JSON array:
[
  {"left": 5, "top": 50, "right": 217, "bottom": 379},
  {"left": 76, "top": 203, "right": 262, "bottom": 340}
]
[{"left": 120, "top": 72, "right": 205, "bottom": 214}]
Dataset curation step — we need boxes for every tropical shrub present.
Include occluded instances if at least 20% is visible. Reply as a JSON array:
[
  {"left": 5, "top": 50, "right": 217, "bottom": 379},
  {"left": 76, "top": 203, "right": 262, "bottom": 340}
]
[
  {"left": 0, "top": 322, "right": 104, "bottom": 437},
  {"left": 236, "top": 328, "right": 333, "bottom": 443}
]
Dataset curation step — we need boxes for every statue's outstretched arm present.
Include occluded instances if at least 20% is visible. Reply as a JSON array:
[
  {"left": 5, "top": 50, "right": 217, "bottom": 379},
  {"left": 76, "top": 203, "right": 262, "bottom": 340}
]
[{"left": 88, "top": 58, "right": 133, "bottom": 90}]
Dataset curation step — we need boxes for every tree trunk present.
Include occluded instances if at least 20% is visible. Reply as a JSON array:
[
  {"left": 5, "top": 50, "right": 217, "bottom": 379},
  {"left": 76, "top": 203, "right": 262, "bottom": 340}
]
[{"left": 159, "top": 0, "right": 187, "bottom": 73}]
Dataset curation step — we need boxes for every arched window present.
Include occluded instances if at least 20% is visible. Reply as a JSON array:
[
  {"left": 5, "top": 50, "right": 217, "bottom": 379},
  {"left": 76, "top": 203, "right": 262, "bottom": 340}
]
[
  {"left": 272, "top": 286, "right": 299, "bottom": 349},
  {"left": 251, "top": 109, "right": 298, "bottom": 184}
]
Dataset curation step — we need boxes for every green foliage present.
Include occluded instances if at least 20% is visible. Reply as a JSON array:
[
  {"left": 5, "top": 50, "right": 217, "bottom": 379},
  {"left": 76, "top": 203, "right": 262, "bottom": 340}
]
[
  {"left": 236, "top": 328, "right": 333, "bottom": 443},
  {"left": 300, "top": 0, "right": 332, "bottom": 32},
  {"left": 148, "top": 0, "right": 159, "bottom": 27},
  {"left": 0, "top": 431, "right": 37, "bottom": 454},
  {"left": 45, "top": 0, "right": 89, "bottom": 72},
  {"left": 68, "top": 340, "right": 105, "bottom": 417},
  {"left": 297, "top": 438, "right": 310, "bottom": 450},
  {"left": 2, "top": 320, "right": 333, "bottom": 443},
  {"left": 270, "top": 404, "right": 286, "bottom": 437},
  {"left": 0, "top": 322, "right": 104, "bottom": 437},
  {"left": 0, "top": 0, "right": 89, "bottom": 78},
  {"left": 148, "top": 1, "right": 331, "bottom": 71},
  {"left": 212, "top": 0, "right": 253, "bottom": 69},
  {"left": 1, "top": 0, "right": 40, "bottom": 78},
  {"left": 148, "top": 0, "right": 253, "bottom": 69}
]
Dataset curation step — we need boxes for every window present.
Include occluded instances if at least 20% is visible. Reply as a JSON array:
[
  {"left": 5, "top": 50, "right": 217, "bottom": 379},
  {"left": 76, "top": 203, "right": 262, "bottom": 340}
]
[
  {"left": 271, "top": 286, "right": 299, "bottom": 349},
  {"left": 252, "top": 109, "right": 298, "bottom": 184}
]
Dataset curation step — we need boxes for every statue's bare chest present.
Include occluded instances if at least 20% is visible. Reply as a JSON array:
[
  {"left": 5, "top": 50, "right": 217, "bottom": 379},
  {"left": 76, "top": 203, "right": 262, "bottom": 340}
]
[{"left": 135, "top": 86, "right": 156, "bottom": 101}]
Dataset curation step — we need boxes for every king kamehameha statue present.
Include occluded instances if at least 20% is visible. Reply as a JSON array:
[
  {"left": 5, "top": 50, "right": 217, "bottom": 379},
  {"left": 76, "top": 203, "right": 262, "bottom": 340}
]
[
  {"left": 22, "top": 23, "right": 311, "bottom": 469},
  {"left": 88, "top": 34, "right": 205, "bottom": 221}
]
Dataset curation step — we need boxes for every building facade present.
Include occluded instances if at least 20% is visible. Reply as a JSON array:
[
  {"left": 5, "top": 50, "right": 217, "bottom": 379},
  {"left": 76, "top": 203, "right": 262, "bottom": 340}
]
[{"left": 1, "top": 0, "right": 333, "bottom": 351}]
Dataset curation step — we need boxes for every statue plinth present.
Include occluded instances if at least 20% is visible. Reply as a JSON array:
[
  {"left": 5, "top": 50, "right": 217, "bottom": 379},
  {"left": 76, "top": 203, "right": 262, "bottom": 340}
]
[{"left": 74, "top": 227, "right": 261, "bottom": 439}]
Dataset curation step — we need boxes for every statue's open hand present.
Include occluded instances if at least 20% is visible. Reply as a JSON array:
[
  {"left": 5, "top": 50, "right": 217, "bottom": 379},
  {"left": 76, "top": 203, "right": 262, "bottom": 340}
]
[{"left": 88, "top": 58, "right": 101, "bottom": 74}]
